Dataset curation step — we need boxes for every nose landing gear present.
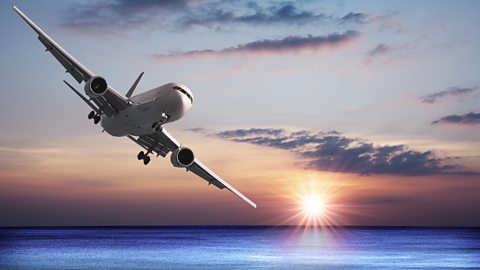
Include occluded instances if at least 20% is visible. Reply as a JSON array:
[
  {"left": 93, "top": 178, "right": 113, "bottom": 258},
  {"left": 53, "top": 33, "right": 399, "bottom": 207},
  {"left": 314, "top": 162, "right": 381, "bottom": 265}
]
[
  {"left": 152, "top": 122, "right": 161, "bottom": 132},
  {"left": 151, "top": 112, "right": 170, "bottom": 132}
]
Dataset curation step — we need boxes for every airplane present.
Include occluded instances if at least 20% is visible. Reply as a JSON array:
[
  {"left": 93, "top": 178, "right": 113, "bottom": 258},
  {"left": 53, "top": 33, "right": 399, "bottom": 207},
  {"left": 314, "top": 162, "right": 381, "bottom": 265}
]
[{"left": 13, "top": 5, "right": 256, "bottom": 208}]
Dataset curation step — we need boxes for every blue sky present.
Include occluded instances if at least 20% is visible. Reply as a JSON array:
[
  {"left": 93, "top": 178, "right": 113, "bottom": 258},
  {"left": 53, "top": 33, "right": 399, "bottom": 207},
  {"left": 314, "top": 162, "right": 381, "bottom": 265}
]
[{"left": 1, "top": 0, "right": 479, "bottom": 226}]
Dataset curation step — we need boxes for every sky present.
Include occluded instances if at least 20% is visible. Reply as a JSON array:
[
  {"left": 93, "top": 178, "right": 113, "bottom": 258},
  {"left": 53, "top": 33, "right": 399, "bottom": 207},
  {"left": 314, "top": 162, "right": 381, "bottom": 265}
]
[{"left": 1, "top": 0, "right": 479, "bottom": 227}]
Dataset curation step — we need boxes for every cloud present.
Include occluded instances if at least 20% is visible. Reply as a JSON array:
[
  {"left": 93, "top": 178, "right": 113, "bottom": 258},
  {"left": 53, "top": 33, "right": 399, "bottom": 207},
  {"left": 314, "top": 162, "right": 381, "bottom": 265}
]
[
  {"left": 418, "top": 87, "right": 478, "bottom": 104},
  {"left": 152, "top": 31, "right": 360, "bottom": 59},
  {"left": 432, "top": 112, "right": 480, "bottom": 125},
  {"left": 194, "top": 128, "right": 475, "bottom": 176},
  {"left": 339, "top": 12, "right": 368, "bottom": 24},
  {"left": 347, "top": 195, "right": 408, "bottom": 206},
  {"left": 367, "top": 44, "right": 390, "bottom": 57},
  {"left": 62, "top": 1, "right": 368, "bottom": 33},
  {"left": 181, "top": 2, "right": 331, "bottom": 27},
  {"left": 63, "top": 0, "right": 191, "bottom": 32}
]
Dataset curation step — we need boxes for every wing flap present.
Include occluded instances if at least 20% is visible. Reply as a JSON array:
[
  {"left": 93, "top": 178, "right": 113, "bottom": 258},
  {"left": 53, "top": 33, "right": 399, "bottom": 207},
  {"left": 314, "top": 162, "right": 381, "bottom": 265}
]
[
  {"left": 102, "top": 91, "right": 129, "bottom": 113},
  {"left": 189, "top": 160, "right": 257, "bottom": 208},
  {"left": 187, "top": 162, "right": 224, "bottom": 189},
  {"left": 129, "top": 135, "right": 169, "bottom": 157},
  {"left": 38, "top": 35, "right": 84, "bottom": 83},
  {"left": 130, "top": 127, "right": 181, "bottom": 158}
]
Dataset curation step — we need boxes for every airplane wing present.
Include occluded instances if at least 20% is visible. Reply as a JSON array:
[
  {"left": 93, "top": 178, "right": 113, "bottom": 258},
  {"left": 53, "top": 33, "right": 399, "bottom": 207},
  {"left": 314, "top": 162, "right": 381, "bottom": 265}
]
[
  {"left": 13, "top": 5, "right": 128, "bottom": 116},
  {"left": 128, "top": 128, "right": 257, "bottom": 208}
]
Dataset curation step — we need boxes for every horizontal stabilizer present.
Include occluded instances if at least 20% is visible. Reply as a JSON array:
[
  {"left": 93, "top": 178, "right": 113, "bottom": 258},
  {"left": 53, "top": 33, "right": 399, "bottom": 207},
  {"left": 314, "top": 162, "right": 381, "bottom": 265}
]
[{"left": 63, "top": 80, "right": 100, "bottom": 114}]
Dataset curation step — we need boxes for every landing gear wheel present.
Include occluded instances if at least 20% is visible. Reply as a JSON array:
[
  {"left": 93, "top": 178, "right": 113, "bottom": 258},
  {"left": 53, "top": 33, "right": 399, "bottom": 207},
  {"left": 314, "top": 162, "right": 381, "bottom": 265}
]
[
  {"left": 143, "top": 155, "right": 151, "bottom": 165},
  {"left": 137, "top": 151, "right": 145, "bottom": 160},
  {"left": 88, "top": 111, "right": 95, "bottom": 119},
  {"left": 94, "top": 115, "right": 101, "bottom": 124}
]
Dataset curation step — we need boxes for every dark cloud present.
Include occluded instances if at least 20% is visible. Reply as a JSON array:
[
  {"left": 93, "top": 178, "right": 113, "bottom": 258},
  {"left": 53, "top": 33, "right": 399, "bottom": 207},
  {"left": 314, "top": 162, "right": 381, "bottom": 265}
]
[
  {"left": 62, "top": 1, "right": 368, "bottom": 32},
  {"left": 217, "top": 128, "right": 284, "bottom": 137},
  {"left": 339, "top": 12, "right": 368, "bottom": 24},
  {"left": 418, "top": 87, "right": 478, "bottom": 104},
  {"left": 202, "top": 128, "right": 475, "bottom": 176},
  {"left": 182, "top": 2, "right": 330, "bottom": 27},
  {"left": 152, "top": 31, "right": 360, "bottom": 59},
  {"left": 432, "top": 112, "right": 480, "bottom": 125},
  {"left": 367, "top": 44, "right": 390, "bottom": 57},
  {"left": 63, "top": 0, "right": 191, "bottom": 31}
]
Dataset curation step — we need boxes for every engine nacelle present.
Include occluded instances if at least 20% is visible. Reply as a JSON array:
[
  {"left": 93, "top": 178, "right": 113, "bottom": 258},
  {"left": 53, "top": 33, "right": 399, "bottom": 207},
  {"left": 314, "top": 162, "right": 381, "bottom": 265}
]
[
  {"left": 170, "top": 147, "right": 195, "bottom": 168},
  {"left": 85, "top": 76, "right": 108, "bottom": 96}
]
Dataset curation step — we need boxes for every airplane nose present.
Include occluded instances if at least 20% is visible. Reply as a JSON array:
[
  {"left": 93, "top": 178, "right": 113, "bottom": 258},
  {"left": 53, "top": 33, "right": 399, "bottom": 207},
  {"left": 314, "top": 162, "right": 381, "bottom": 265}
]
[
  {"left": 176, "top": 90, "right": 192, "bottom": 108},
  {"left": 182, "top": 94, "right": 193, "bottom": 110},
  {"left": 169, "top": 89, "right": 191, "bottom": 116}
]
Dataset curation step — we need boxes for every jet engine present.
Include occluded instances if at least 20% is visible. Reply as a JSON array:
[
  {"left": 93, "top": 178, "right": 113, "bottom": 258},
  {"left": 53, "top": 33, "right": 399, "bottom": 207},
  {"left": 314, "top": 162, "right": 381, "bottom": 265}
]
[
  {"left": 85, "top": 76, "right": 108, "bottom": 96},
  {"left": 171, "top": 147, "right": 195, "bottom": 168}
]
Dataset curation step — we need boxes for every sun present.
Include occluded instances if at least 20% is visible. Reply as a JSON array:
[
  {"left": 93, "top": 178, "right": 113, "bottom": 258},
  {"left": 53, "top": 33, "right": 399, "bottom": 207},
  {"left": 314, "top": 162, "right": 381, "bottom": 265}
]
[
  {"left": 302, "top": 194, "right": 326, "bottom": 218},
  {"left": 282, "top": 174, "right": 346, "bottom": 228}
]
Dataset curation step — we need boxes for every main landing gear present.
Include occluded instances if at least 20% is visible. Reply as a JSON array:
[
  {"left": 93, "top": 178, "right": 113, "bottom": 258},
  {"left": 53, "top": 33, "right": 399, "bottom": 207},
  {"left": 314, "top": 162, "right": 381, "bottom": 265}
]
[
  {"left": 88, "top": 110, "right": 101, "bottom": 124},
  {"left": 137, "top": 151, "right": 151, "bottom": 165}
]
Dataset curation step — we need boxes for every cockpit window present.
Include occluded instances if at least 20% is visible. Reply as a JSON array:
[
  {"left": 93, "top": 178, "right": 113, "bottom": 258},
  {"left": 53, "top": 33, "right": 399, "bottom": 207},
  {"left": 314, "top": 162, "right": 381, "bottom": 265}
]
[{"left": 173, "top": 86, "right": 193, "bottom": 104}]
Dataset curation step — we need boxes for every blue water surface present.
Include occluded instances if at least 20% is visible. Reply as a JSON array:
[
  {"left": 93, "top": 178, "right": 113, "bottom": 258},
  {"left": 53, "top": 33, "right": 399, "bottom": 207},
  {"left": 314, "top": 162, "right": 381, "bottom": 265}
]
[{"left": 0, "top": 226, "right": 479, "bottom": 269}]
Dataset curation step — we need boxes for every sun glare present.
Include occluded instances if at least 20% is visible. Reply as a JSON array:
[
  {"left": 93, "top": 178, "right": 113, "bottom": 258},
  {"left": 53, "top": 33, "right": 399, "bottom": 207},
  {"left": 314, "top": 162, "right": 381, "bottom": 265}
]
[
  {"left": 302, "top": 194, "right": 326, "bottom": 218},
  {"left": 279, "top": 173, "right": 349, "bottom": 228}
]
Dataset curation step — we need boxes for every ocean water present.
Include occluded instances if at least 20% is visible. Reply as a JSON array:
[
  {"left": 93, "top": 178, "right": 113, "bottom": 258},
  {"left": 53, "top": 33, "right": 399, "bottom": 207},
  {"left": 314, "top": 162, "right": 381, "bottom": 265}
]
[{"left": 0, "top": 226, "right": 479, "bottom": 269}]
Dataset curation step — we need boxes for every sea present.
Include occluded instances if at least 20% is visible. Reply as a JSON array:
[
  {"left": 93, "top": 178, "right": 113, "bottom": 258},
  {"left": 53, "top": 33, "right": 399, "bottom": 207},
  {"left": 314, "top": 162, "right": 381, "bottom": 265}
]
[{"left": 0, "top": 226, "right": 479, "bottom": 269}]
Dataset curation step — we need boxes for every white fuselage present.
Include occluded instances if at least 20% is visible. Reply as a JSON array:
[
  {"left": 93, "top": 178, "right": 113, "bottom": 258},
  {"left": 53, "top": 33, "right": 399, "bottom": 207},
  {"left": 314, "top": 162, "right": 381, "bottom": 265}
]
[{"left": 101, "top": 82, "right": 193, "bottom": 137}]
